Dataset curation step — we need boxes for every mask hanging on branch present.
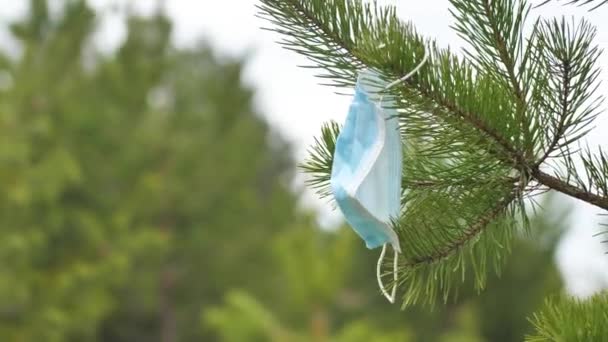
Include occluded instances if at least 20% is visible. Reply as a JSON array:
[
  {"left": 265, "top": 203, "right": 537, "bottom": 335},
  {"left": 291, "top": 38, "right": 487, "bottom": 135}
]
[{"left": 330, "top": 52, "right": 428, "bottom": 303}]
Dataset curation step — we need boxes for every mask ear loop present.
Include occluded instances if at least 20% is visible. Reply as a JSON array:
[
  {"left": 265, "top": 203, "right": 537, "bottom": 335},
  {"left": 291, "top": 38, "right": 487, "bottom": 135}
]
[
  {"left": 375, "top": 50, "right": 428, "bottom": 304},
  {"left": 378, "top": 50, "right": 429, "bottom": 104},
  {"left": 376, "top": 243, "right": 399, "bottom": 303}
]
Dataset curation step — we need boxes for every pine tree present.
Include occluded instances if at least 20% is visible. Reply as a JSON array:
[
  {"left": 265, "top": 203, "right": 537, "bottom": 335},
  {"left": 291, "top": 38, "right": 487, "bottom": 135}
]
[
  {"left": 0, "top": 2, "right": 136, "bottom": 341},
  {"left": 0, "top": 1, "right": 301, "bottom": 341},
  {"left": 257, "top": 0, "right": 608, "bottom": 337}
]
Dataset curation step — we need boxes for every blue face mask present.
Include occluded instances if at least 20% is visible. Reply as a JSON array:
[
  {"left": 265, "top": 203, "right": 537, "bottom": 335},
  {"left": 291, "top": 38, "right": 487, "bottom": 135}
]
[
  {"left": 331, "top": 69, "right": 403, "bottom": 252},
  {"left": 330, "top": 53, "right": 428, "bottom": 303}
]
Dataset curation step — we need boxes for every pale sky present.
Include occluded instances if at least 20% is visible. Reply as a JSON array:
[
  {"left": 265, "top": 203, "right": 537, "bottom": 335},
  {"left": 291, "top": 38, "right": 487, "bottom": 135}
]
[{"left": 1, "top": 0, "right": 608, "bottom": 296}]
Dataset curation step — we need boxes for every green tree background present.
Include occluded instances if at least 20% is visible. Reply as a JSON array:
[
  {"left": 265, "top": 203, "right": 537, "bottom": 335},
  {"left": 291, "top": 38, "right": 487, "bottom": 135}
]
[{"left": 0, "top": 1, "right": 580, "bottom": 341}]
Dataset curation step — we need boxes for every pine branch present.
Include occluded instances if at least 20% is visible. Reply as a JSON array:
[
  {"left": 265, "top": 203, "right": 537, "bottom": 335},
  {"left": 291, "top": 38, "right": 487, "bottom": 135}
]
[
  {"left": 404, "top": 191, "right": 517, "bottom": 267},
  {"left": 451, "top": 0, "right": 536, "bottom": 157},
  {"left": 526, "top": 292, "right": 608, "bottom": 341},
  {"left": 537, "top": 50, "right": 571, "bottom": 163},
  {"left": 258, "top": 0, "right": 608, "bottom": 305},
  {"left": 299, "top": 121, "right": 339, "bottom": 200},
  {"left": 534, "top": 18, "right": 602, "bottom": 164},
  {"left": 441, "top": 2, "right": 608, "bottom": 213},
  {"left": 536, "top": 0, "right": 608, "bottom": 10}
]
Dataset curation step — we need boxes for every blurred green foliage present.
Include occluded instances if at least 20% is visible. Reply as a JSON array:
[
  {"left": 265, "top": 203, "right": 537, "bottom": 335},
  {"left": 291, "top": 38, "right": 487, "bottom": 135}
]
[
  {"left": 526, "top": 292, "right": 608, "bottom": 342},
  {"left": 0, "top": 1, "right": 568, "bottom": 341}
]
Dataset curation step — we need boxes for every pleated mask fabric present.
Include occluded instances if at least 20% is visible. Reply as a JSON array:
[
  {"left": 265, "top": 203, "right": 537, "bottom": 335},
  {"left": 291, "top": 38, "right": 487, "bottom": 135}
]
[{"left": 330, "top": 69, "right": 402, "bottom": 253}]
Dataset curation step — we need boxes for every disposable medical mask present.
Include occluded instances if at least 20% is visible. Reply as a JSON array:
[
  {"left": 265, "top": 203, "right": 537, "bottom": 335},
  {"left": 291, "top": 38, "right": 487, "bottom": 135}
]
[{"left": 331, "top": 52, "right": 428, "bottom": 303}]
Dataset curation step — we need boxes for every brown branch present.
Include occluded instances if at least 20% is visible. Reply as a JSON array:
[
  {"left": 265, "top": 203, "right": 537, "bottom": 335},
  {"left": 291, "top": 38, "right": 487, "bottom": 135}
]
[
  {"left": 406, "top": 176, "right": 520, "bottom": 189},
  {"left": 406, "top": 192, "right": 516, "bottom": 267},
  {"left": 532, "top": 169, "right": 608, "bottom": 210}
]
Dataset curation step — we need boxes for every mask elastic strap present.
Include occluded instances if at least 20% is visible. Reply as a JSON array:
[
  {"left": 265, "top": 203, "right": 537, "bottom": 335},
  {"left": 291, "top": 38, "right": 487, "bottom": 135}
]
[
  {"left": 385, "top": 51, "right": 429, "bottom": 89},
  {"left": 379, "top": 50, "right": 429, "bottom": 105},
  {"left": 375, "top": 51, "right": 428, "bottom": 304},
  {"left": 376, "top": 243, "right": 399, "bottom": 303}
]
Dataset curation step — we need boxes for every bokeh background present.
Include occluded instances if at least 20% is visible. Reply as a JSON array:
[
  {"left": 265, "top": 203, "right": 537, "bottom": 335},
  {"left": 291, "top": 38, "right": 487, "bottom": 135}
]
[{"left": 0, "top": 1, "right": 607, "bottom": 341}]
